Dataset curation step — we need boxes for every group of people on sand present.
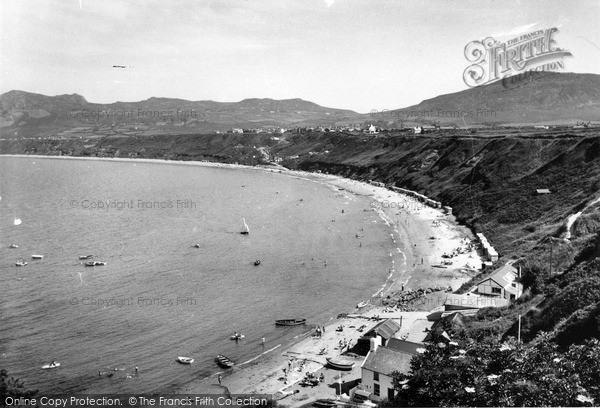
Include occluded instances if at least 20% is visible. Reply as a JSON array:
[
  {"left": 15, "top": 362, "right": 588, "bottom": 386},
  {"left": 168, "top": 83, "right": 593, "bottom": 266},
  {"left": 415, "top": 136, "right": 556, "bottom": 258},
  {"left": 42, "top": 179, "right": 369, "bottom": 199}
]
[
  {"left": 315, "top": 325, "right": 326, "bottom": 337},
  {"left": 339, "top": 338, "right": 352, "bottom": 352}
]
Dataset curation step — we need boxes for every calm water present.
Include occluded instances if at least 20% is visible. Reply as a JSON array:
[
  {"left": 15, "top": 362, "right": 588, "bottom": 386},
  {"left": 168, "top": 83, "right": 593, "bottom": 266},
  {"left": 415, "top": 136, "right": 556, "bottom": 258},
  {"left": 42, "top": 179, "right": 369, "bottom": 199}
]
[{"left": 0, "top": 156, "right": 402, "bottom": 394}]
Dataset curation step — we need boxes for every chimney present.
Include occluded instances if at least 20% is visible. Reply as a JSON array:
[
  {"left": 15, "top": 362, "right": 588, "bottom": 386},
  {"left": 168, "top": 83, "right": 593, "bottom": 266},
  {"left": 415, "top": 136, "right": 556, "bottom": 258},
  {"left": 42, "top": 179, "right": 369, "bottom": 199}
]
[{"left": 370, "top": 336, "right": 381, "bottom": 352}]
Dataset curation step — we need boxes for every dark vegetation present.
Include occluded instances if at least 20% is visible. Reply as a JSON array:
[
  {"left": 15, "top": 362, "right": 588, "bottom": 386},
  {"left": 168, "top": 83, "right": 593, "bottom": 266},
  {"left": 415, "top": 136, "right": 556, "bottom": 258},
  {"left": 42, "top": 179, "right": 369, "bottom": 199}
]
[
  {"left": 384, "top": 334, "right": 600, "bottom": 407},
  {"left": 0, "top": 369, "right": 37, "bottom": 405}
]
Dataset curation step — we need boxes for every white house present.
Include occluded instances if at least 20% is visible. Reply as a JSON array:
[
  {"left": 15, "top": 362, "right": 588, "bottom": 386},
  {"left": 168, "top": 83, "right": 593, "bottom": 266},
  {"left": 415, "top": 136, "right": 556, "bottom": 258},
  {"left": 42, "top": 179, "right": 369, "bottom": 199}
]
[
  {"left": 477, "top": 263, "right": 523, "bottom": 300},
  {"left": 368, "top": 124, "right": 378, "bottom": 134},
  {"left": 360, "top": 338, "right": 419, "bottom": 402}
]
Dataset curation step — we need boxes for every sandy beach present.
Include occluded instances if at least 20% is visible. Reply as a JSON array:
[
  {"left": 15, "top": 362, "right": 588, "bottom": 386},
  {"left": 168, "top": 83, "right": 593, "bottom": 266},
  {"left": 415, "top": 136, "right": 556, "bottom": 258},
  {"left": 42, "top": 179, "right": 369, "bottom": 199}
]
[{"left": 2, "top": 155, "right": 482, "bottom": 404}]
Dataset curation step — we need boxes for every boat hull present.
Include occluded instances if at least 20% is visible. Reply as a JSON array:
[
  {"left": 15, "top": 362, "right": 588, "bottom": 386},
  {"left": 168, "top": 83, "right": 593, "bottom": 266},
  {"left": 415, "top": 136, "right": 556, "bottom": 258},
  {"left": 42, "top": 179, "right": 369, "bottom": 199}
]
[
  {"left": 275, "top": 319, "right": 306, "bottom": 326},
  {"left": 215, "top": 355, "right": 234, "bottom": 368},
  {"left": 326, "top": 358, "right": 355, "bottom": 371},
  {"left": 177, "top": 357, "right": 194, "bottom": 364}
]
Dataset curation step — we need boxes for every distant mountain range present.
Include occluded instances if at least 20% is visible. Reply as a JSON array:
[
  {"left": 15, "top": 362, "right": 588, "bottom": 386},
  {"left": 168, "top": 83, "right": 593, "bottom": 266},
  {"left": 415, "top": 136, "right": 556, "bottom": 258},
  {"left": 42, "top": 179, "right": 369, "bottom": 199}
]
[
  {"left": 1, "top": 72, "right": 599, "bottom": 137},
  {"left": 387, "top": 72, "right": 600, "bottom": 126}
]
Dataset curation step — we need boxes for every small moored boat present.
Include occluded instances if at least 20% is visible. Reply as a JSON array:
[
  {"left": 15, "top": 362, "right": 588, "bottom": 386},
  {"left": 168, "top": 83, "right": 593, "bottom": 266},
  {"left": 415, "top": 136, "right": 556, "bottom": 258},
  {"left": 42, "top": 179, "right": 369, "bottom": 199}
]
[
  {"left": 79, "top": 255, "right": 93, "bottom": 260},
  {"left": 9, "top": 244, "right": 19, "bottom": 249},
  {"left": 357, "top": 300, "right": 369, "bottom": 308},
  {"left": 31, "top": 255, "right": 44, "bottom": 260},
  {"left": 275, "top": 318, "right": 306, "bottom": 326},
  {"left": 326, "top": 357, "right": 355, "bottom": 371},
  {"left": 15, "top": 261, "right": 28, "bottom": 267},
  {"left": 254, "top": 260, "right": 261, "bottom": 266},
  {"left": 215, "top": 354, "right": 234, "bottom": 368},
  {"left": 41, "top": 362, "right": 60, "bottom": 369},
  {"left": 177, "top": 356, "right": 194, "bottom": 364}
]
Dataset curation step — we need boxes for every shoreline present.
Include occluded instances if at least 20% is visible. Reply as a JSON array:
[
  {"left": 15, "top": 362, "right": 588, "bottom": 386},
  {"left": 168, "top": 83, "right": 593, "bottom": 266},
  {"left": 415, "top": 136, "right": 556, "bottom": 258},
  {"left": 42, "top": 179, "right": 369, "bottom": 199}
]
[{"left": 1, "top": 154, "right": 483, "bottom": 403}]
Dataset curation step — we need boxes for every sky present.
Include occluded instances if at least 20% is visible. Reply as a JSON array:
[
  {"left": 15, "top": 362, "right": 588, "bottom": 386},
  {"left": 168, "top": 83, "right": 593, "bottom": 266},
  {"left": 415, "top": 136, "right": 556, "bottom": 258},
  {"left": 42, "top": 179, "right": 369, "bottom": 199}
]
[{"left": 1, "top": 0, "right": 599, "bottom": 113}]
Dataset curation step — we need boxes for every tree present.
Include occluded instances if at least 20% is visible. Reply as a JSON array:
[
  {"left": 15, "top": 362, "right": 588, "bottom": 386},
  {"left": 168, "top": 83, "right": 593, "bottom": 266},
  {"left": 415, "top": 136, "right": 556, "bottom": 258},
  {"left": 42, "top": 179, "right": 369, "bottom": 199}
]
[
  {"left": 386, "top": 334, "right": 599, "bottom": 407},
  {"left": 0, "top": 369, "right": 38, "bottom": 404}
]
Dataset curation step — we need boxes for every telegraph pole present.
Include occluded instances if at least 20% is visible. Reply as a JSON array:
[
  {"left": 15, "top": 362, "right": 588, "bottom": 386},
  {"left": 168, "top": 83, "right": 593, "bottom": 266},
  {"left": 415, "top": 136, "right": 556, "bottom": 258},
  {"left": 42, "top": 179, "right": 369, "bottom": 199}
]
[{"left": 549, "top": 239, "right": 553, "bottom": 275}]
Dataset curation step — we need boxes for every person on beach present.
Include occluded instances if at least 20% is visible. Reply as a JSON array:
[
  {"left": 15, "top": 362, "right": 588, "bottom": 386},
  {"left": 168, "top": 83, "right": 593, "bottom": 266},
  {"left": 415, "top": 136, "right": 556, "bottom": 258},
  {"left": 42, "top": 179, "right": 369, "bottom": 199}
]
[
  {"left": 135, "top": 366, "right": 138, "bottom": 374},
  {"left": 218, "top": 374, "right": 222, "bottom": 385},
  {"left": 261, "top": 337, "right": 266, "bottom": 346}
]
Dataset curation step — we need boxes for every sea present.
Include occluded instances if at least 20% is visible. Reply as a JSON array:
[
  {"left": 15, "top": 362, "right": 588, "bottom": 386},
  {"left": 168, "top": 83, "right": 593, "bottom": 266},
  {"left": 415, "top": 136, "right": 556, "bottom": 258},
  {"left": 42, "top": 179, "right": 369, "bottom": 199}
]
[{"left": 0, "top": 156, "right": 405, "bottom": 394}]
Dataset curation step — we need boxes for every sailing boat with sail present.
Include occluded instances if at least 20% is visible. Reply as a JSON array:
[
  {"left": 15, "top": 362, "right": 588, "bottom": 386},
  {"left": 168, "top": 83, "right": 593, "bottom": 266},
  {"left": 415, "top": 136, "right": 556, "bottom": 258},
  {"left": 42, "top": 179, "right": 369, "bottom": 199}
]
[{"left": 240, "top": 218, "right": 250, "bottom": 235}]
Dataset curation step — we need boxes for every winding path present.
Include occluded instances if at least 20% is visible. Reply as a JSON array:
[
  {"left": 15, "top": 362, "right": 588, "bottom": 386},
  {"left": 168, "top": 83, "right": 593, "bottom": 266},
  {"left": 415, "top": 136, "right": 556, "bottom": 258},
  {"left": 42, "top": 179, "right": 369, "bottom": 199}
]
[{"left": 565, "top": 196, "right": 600, "bottom": 240}]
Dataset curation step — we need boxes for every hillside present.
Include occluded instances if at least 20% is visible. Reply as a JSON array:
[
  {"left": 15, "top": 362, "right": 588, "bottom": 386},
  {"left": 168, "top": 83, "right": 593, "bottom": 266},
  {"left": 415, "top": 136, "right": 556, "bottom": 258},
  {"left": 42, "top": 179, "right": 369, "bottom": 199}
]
[
  {"left": 0, "top": 91, "right": 363, "bottom": 137},
  {"left": 379, "top": 72, "right": 600, "bottom": 126},
  {"left": 2, "top": 73, "right": 600, "bottom": 139}
]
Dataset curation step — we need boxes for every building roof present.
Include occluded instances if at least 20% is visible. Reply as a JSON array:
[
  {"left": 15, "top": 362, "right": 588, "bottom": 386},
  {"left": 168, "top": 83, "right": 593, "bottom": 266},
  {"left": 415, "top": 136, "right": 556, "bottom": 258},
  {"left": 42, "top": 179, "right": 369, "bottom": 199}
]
[
  {"left": 362, "top": 346, "right": 413, "bottom": 376},
  {"left": 423, "top": 327, "right": 452, "bottom": 342},
  {"left": 364, "top": 319, "right": 401, "bottom": 340},
  {"left": 479, "top": 264, "right": 518, "bottom": 289},
  {"left": 423, "top": 312, "right": 466, "bottom": 342},
  {"left": 386, "top": 338, "right": 422, "bottom": 355},
  {"left": 443, "top": 293, "right": 509, "bottom": 309}
]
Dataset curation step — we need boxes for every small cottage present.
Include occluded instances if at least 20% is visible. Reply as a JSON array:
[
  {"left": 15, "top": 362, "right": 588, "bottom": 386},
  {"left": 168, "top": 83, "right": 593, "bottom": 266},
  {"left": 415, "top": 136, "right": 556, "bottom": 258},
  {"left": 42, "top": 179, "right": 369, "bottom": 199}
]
[{"left": 477, "top": 263, "right": 523, "bottom": 300}]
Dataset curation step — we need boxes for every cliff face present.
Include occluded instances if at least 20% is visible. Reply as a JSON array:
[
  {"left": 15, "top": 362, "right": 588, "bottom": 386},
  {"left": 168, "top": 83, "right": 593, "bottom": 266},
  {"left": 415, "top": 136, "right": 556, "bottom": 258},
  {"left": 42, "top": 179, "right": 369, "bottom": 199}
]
[{"left": 281, "top": 132, "right": 600, "bottom": 257}]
